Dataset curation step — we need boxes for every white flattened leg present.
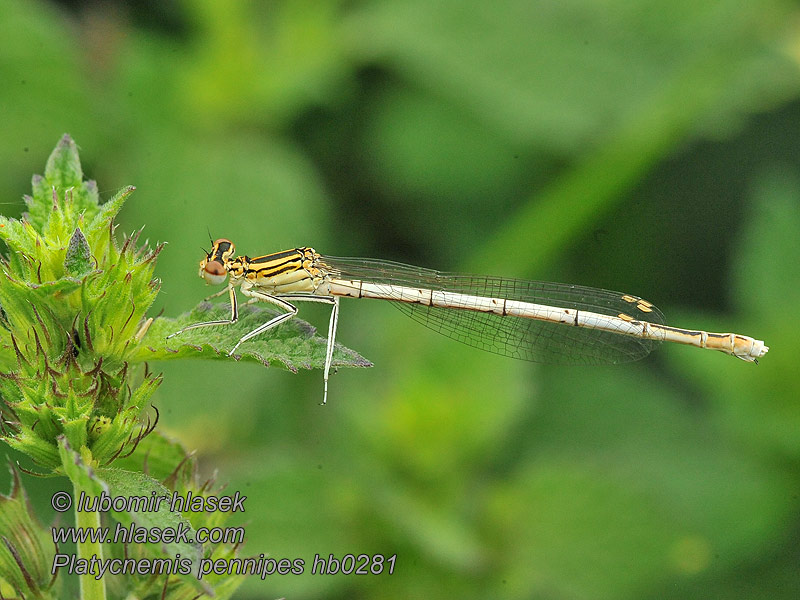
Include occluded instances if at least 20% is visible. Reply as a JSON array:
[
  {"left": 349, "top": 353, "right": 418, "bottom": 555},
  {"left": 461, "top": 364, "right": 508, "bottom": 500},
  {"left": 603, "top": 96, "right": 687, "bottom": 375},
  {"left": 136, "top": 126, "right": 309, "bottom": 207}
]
[
  {"left": 322, "top": 297, "right": 340, "bottom": 405},
  {"left": 268, "top": 294, "right": 339, "bottom": 404},
  {"left": 233, "top": 289, "right": 340, "bottom": 404},
  {"left": 229, "top": 285, "right": 300, "bottom": 355},
  {"left": 166, "top": 284, "right": 239, "bottom": 339}
]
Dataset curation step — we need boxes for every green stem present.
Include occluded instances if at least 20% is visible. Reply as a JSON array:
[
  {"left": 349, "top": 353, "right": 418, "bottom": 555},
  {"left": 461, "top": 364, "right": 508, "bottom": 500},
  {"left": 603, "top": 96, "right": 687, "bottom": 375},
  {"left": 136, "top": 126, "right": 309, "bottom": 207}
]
[{"left": 73, "top": 483, "right": 107, "bottom": 600}]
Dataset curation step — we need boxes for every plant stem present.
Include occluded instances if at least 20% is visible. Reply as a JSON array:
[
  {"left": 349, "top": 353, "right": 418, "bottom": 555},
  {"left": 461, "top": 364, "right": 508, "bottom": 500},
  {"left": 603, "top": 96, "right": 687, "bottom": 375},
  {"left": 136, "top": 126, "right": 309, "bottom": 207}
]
[{"left": 74, "top": 483, "right": 106, "bottom": 600}]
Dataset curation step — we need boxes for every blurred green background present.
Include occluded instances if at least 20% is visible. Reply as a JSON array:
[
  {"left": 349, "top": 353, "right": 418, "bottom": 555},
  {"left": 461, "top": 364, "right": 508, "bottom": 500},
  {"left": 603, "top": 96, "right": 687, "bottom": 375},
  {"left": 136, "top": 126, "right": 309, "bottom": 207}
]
[{"left": 2, "top": 0, "right": 799, "bottom": 598}]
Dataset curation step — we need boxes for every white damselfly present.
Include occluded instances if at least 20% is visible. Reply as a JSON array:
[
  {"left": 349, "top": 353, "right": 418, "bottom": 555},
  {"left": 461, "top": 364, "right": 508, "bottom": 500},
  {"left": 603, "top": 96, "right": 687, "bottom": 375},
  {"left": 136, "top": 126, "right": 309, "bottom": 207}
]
[{"left": 167, "top": 239, "right": 769, "bottom": 403}]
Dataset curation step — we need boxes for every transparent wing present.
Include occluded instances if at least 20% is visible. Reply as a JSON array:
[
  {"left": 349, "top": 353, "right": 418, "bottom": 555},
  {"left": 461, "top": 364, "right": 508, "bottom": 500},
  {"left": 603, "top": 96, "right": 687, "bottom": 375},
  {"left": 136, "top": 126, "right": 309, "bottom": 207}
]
[{"left": 320, "top": 256, "right": 665, "bottom": 365}]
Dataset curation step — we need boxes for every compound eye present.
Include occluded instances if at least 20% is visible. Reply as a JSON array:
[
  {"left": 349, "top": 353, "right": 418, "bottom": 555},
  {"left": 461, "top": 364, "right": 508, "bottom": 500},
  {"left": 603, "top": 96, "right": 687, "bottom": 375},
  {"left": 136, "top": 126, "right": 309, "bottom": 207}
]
[
  {"left": 205, "top": 260, "right": 225, "bottom": 276},
  {"left": 202, "top": 260, "right": 228, "bottom": 285}
]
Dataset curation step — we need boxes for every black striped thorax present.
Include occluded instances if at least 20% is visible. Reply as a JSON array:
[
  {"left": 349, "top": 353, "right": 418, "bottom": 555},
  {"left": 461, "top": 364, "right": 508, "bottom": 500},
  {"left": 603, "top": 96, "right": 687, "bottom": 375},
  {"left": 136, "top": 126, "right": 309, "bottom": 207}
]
[{"left": 228, "top": 247, "right": 325, "bottom": 283}]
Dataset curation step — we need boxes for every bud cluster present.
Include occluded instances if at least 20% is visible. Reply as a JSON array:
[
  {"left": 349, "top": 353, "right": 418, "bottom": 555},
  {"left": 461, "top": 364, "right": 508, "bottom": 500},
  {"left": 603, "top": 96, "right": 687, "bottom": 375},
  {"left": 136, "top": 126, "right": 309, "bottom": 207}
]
[{"left": 0, "top": 135, "right": 162, "bottom": 470}]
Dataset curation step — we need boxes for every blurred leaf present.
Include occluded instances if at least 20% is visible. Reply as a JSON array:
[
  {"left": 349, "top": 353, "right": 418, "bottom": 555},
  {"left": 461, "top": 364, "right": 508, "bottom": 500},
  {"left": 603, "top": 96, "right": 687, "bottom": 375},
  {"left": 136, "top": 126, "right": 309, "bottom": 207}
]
[
  {"left": 111, "top": 431, "right": 192, "bottom": 482},
  {"left": 0, "top": 0, "right": 95, "bottom": 194},
  {"left": 672, "top": 166, "right": 800, "bottom": 456},
  {"left": 0, "top": 467, "right": 59, "bottom": 599},
  {"left": 488, "top": 367, "right": 797, "bottom": 599},
  {"left": 361, "top": 460, "right": 485, "bottom": 569},
  {"left": 735, "top": 168, "right": 800, "bottom": 318},
  {"left": 233, "top": 453, "right": 355, "bottom": 598},
  {"left": 180, "top": 0, "right": 351, "bottom": 126},
  {"left": 349, "top": 0, "right": 797, "bottom": 150},
  {"left": 347, "top": 332, "right": 529, "bottom": 479},
  {"left": 98, "top": 468, "right": 204, "bottom": 582},
  {"left": 347, "top": 0, "right": 800, "bottom": 276},
  {"left": 364, "top": 86, "right": 525, "bottom": 199}
]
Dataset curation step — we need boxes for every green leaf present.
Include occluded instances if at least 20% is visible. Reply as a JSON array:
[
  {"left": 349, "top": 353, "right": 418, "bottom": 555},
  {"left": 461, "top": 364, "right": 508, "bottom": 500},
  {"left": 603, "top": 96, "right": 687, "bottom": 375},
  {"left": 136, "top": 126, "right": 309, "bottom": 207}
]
[
  {"left": 85, "top": 185, "right": 135, "bottom": 241},
  {"left": 61, "top": 417, "right": 89, "bottom": 452},
  {"left": 44, "top": 133, "right": 83, "bottom": 191},
  {"left": 63, "top": 227, "right": 92, "bottom": 277},
  {"left": 3, "top": 431, "right": 60, "bottom": 468},
  {"left": 22, "top": 135, "right": 117, "bottom": 243},
  {"left": 136, "top": 301, "right": 371, "bottom": 372},
  {"left": 111, "top": 431, "right": 192, "bottom": 483}
]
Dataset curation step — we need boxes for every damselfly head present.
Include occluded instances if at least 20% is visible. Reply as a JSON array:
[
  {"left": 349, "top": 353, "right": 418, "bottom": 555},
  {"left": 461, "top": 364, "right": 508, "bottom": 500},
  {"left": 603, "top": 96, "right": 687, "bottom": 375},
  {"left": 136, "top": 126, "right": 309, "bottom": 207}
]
[
  {"left": 210, "top": 238, "right": 235, "bottom": 262},
  {"left": 199, "top": 238, "right": 235, "bottom": 285}
]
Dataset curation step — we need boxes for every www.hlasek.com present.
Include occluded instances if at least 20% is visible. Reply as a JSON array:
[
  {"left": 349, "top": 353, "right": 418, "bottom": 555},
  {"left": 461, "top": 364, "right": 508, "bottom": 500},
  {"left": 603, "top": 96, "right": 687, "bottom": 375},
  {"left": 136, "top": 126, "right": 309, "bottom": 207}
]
[{"left": 49, "top": 491, "right": 396, "bottom": 580}]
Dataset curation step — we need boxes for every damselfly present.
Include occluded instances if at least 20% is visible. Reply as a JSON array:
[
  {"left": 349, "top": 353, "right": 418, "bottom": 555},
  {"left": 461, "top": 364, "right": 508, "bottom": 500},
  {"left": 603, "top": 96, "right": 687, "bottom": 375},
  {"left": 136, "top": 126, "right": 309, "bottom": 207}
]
[{"left": 167, "top": 239, "right": 769, "bottom": 403}]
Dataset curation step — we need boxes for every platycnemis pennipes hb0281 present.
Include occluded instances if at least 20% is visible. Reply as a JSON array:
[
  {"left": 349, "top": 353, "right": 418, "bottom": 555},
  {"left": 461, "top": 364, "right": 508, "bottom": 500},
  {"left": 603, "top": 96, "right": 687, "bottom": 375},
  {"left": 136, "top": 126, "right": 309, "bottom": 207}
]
[{"left": 167, "top": 239, "right": 769, "bottom": 404}]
